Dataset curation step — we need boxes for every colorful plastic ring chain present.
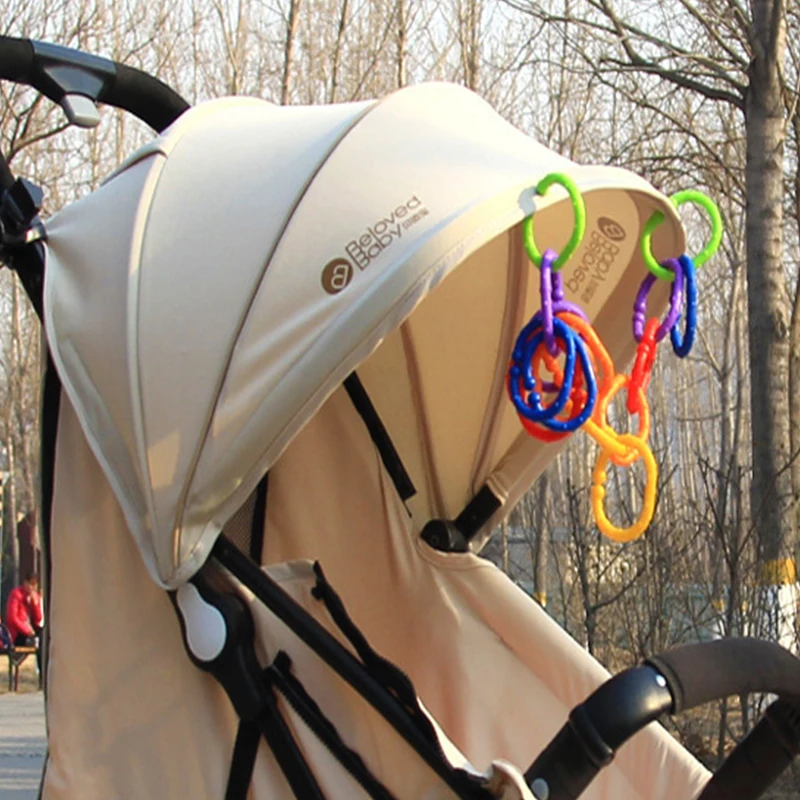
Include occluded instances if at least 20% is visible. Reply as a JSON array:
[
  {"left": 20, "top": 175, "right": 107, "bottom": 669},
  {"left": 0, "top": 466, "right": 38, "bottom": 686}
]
[
  {"left": 591, "top": 374, "right": 650, "bottom": 467},
  {"left": 539, "top": 249, "right": 587, "bottom": 354},
  {"left": 540, "top": 332, "right": 597, "bottom": 432},
  {"left": 523, "top": 172, "right": 586, "bottom": 272},
  {"left": 509, "top": 316, "right": 577, "bottom": 422}
]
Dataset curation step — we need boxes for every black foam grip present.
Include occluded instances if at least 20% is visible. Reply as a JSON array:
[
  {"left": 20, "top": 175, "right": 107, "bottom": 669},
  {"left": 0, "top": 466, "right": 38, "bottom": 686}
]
[
  {"left": 100, "top": 62, "right": 189, "bottom": 133},
  {"left": 646, "top": 638, "right": 800, "bottom": 714},
  {"left": 0, "top": 36, "right": 188, "bottom": 133},
  {"left": 0, "top": 36, "right": 34, "bottom": 84},
  {"left": 0, "top": 37, "right": 33, "bottom": 187}
]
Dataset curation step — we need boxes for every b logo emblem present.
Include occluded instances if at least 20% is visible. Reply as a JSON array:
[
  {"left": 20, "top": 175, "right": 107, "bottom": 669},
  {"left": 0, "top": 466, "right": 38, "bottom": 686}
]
[
  {"left": 321, "top": 258, "right": 353, "bottom": 294},
  {"left": 597, "top": 217, "right": 626, "bottom": 242}
]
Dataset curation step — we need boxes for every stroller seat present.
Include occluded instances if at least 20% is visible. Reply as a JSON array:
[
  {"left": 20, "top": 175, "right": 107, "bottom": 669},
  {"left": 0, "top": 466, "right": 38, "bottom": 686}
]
[{"left": 44, "top": 383, "right": 707, "bottom": 798}]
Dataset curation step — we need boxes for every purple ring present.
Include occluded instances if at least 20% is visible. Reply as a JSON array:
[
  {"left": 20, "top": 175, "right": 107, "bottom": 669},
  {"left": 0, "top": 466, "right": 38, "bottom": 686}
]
[
  {"left": 540, "top": 249, "right": 559, "bottom": 356},
  {"left": 552, "top": 270, "right": 588, "bottom": 319},
  {"left": 632, "top": 257, "right": 684, "bottom": 342},
  {"left": 530, "top": 269, "right": 588, "bottom": 342}
]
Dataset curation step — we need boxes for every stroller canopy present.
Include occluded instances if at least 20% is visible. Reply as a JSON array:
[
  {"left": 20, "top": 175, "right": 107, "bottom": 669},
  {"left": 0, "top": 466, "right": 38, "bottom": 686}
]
[{"left": 43, "top": 83, "right": 685, "bottom": 588}]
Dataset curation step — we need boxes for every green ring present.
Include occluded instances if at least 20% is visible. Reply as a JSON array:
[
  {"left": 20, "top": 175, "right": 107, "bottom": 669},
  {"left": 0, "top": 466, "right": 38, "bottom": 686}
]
[
  {"left": 524, "top": 172, "right": 586, "bottom": 272},
  {"left": 642, "top": 190, "right": 724, "bottom": 281}
]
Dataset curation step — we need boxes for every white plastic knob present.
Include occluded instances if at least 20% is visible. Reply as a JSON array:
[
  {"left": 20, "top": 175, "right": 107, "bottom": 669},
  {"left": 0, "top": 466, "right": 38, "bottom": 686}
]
[{"left": 175, "top": 583, "right": 227, "bottom": 662}]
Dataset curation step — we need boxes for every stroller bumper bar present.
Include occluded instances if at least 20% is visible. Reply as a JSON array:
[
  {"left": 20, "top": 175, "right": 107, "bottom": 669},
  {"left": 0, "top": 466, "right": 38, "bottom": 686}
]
[
  {"left": 527, "top": 638, "right": 800, "bottom": 800},
  {"left": 525, "top": 665, "right": 674, "bottom": 800}
]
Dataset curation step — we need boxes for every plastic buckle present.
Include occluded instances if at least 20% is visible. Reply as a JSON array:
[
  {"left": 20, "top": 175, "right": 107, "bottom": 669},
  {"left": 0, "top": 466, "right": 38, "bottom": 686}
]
[{"left": 173, "top": 573, "right": 268, "bottom": 721}]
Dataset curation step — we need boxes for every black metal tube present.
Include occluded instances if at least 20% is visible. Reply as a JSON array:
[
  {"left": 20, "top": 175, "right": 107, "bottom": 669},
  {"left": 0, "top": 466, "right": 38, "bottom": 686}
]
[{"left": 697, "top": 698, "right": 800, "bottom": 800}]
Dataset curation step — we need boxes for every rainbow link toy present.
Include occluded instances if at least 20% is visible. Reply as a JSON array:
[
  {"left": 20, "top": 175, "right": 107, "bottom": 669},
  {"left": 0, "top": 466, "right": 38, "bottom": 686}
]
[{"left": 508, "top": 174, "right": 723, "bottom": 543}]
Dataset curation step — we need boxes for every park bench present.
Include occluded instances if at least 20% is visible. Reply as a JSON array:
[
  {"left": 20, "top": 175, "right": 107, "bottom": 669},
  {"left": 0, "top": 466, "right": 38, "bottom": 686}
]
[{"left": 0, "top": 625, "right": 39, "bottom": 691}]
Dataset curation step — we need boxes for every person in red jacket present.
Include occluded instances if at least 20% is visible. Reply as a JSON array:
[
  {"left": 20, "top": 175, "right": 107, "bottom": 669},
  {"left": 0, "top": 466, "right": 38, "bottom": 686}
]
[{"left": 6, "top": 572, "right": 43, "bottom": 648}]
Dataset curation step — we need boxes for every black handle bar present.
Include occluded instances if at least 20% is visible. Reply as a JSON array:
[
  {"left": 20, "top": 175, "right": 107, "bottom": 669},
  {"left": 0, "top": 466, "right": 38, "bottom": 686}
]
[
  {"left": 526, "top": 638, "right": 800, "bottom": 800},
  {"left": 0, "top": 36, "right": 189, "bottom": 135}
]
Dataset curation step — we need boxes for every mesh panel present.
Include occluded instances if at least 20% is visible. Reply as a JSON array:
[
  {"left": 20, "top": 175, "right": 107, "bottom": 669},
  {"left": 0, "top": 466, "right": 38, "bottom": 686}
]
[{"left": 222, "top": 489, "right": 257, "bottom": 556}]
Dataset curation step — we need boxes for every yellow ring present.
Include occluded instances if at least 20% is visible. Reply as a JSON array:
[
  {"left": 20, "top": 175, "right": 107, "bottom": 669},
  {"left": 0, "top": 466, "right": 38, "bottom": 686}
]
[{"left": 591, "top": 433, "right": 658, "bottom": 543}]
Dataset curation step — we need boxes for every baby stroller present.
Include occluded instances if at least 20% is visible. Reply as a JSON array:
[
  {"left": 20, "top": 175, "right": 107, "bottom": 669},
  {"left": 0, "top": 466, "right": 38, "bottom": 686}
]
[{"left": 1, "top": 35, "right": 799, "bottom": 800}]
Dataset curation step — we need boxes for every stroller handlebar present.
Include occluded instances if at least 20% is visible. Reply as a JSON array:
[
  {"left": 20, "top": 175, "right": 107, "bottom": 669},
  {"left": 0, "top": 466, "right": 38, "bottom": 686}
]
[
  {"left": 0, "top": 36, "right": 188, "bottom": 135},
  {"left": 101, "top": 60, "right": 190, "bottom": 133},
  {"left": 0, "top": 37, "right": 189, "bottom": 315},
  {"left": 526, "top": 638, "right": 800, "bottom": 800}
]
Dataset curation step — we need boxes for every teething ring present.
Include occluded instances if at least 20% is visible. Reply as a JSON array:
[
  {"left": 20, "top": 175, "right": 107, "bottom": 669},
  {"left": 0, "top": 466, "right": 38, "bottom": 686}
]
[
  {"left": 557, "top": 312, "right": 615, "bottom": 397},
  {"left": 539, "top": 330, "right": 597, "bottom": 432},
  {"left": 508, "top": 317, "right": 577, "bottom": 423},
  {"left": 632, "top": 258, "right": 684, "bottom": 343},
  {"left": 671, "top": 254, "right": 697, "bottom": 358}
]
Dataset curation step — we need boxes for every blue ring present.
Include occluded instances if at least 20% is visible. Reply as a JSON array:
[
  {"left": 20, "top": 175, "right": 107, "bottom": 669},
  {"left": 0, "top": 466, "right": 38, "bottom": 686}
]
[
  {"left": 509, "top": 317, "right": 577, "bottom": 422},
  {"left": 670, "top": 254, "right": 697, "bottom": 358},
  {"left": 541, "top": 331, "right": 597, "bottom": 432}
]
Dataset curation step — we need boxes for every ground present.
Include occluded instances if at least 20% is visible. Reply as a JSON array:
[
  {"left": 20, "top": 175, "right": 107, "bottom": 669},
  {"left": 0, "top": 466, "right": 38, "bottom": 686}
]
[{"left": 0, "top": 657, "right": 46, "bottom": 800}]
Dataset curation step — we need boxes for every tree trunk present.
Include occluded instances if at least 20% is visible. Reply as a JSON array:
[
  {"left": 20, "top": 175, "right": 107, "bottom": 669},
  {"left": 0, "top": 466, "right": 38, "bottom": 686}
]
[
  {"left": 746, "top": 4, "right": 794, "bottom": 584},
  {"left": 457, "top": 0, "right": 481, "bottom": 91},
  {"left": 329, "top": 0, "right": 349, "bottom": 102},
  {"left": 281, "top": 0, "right": 302, "bottom": 105},
  {"left": 396, "top": 0, "right": 408, "bottom": 89},
  {"left": 788, "top": 113, "right": 800, "bottom": 540},
  {"left": 533, "top": 472, "right": 549, "bottom": 606}
]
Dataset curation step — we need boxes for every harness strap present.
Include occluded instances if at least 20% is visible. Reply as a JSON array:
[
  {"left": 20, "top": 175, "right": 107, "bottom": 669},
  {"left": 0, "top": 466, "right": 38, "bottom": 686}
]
[
  {"left": 310, "top": 562, "right": 436, "bottom": 743},
  {"left": 254, "top": 683, "right": 327, "bottom": 799},
  {"left": 344, "top": 373, "right": 416, "bottom": 502},
  {"left": 269, "top": 652, "right": 398, "bottom": 800},
  {"left": 212, "top": 536, "right": 493, "bottom": 800}
]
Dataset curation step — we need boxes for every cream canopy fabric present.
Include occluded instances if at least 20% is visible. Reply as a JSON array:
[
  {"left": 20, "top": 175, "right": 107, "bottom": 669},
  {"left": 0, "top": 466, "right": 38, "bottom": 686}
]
[{"left": 42, "top": 84, "right": 685, "bottom": 588}]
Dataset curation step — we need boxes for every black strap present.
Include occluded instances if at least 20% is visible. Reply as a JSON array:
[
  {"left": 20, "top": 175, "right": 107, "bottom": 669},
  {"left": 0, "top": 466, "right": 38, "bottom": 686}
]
[
  {"left": 225, "top": 721, "right": 260, "bottom": 800},
  {"left": 310, "top": 562, "right": 436, "bottom": 744},
  {"left": 211, "top": 537, "right": 492, "bottom": 800},
  {"left": 250, "top": 474, "right": 269, "bottom": 562},
  {"left": 270, "top": 652, "right": 397, "bottom": 800},
  {"left": 343, "top": 373, "right": 416, "bottom": 502}
]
